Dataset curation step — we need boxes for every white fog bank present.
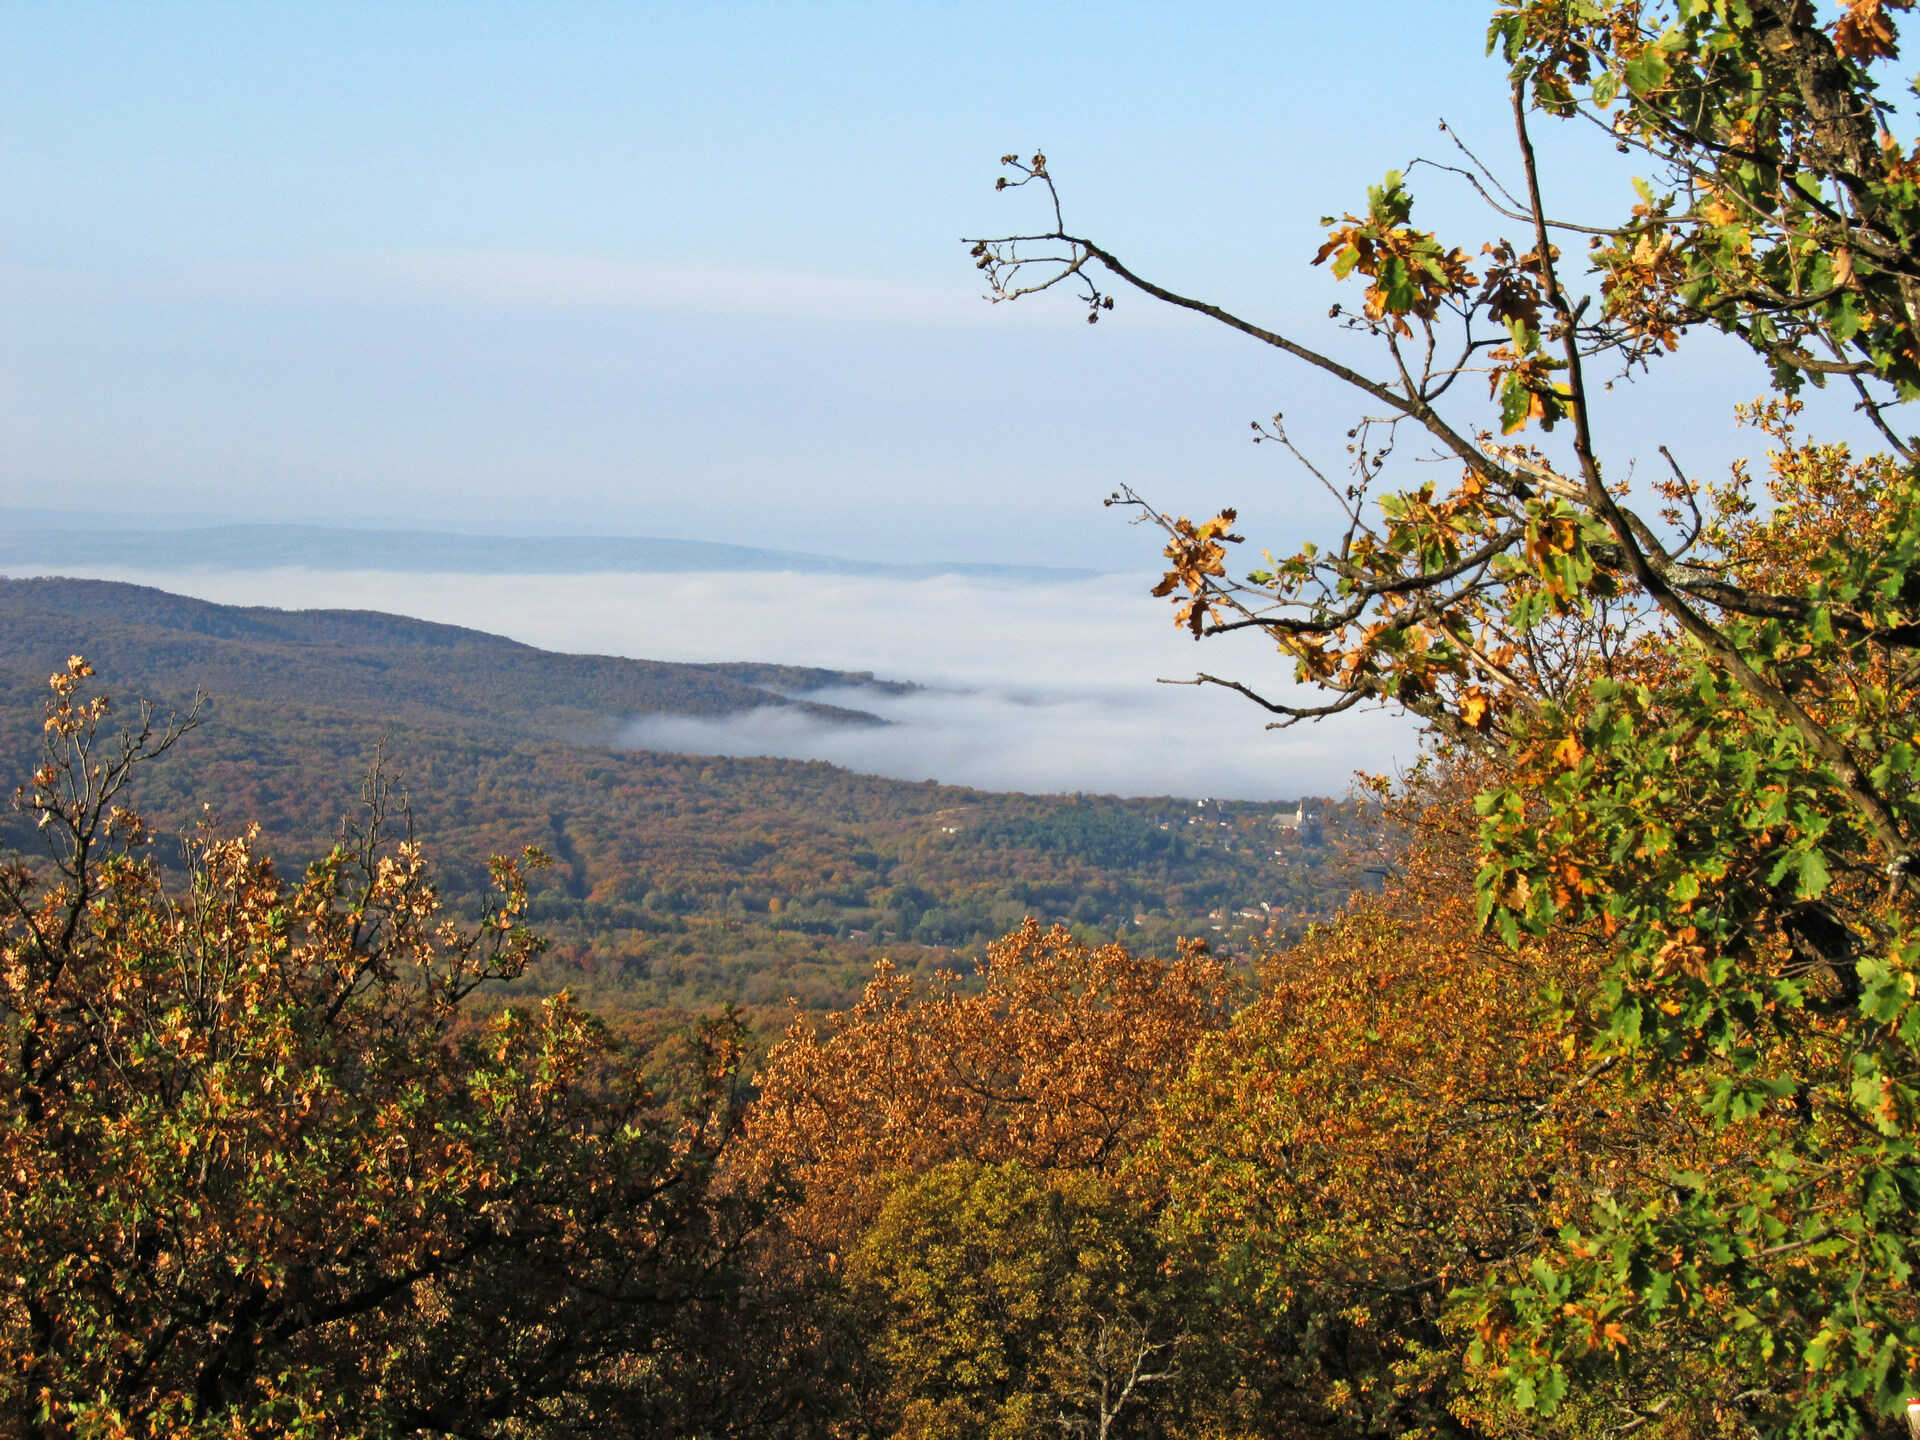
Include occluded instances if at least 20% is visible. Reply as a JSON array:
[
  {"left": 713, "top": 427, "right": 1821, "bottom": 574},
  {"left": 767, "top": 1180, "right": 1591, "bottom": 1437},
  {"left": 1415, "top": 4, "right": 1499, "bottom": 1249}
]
[{"left": 9, "top": 566, "right": 1418, "bottom": 800}]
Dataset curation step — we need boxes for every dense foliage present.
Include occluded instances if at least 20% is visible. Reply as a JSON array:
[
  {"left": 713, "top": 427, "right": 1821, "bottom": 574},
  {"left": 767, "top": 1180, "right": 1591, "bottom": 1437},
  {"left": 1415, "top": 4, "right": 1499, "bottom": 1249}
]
[
  {"left": 19, "top": 1, "right": 1920, "bottom": 1434},
  {"left": 956, "top": 0, "right": 1920, "bottom": 1435},
  {"left": 745, "top": 918, "right": 1235, "bottom": 1255},
  {"left": 0, "top": 662, "right": 776, "bottom": 1437}
]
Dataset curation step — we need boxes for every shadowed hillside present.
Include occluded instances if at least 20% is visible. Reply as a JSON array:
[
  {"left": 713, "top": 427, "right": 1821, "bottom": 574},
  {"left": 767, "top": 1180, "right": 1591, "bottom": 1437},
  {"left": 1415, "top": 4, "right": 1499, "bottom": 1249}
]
[{"left": 0, "top": 575, "right": 897, "bottom": 744}]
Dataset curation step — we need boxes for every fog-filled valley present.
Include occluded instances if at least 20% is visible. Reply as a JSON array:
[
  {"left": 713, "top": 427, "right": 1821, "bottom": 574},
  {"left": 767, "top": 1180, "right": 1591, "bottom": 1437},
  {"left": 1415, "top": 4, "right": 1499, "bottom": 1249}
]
[
  {"left": 0, "top": 571, "right": 1390, "bottom": 1021},
  {"left": 13, "top": 561, "right": 1414, "bottom": 798}
]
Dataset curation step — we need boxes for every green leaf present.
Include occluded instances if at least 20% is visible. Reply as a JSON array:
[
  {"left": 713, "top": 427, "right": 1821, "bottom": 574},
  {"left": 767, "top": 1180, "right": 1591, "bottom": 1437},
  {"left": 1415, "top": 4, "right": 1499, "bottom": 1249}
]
[
  {"left": 1791, "top": 848, "right": 1832, "bottom": 901},
  {"left": 1623, "top": 50, "right": 1670, "bottom": 95},
  {"left": 1499, "top": 373, "right": 1534, "bottom": 433}
]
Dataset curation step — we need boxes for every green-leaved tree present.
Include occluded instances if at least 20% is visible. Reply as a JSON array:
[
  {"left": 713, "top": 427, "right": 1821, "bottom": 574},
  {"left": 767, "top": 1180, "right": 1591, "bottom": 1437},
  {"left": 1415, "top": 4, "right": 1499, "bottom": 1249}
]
[{"left": 970, "top": 3, "right": 1920, "bottom": 1435}]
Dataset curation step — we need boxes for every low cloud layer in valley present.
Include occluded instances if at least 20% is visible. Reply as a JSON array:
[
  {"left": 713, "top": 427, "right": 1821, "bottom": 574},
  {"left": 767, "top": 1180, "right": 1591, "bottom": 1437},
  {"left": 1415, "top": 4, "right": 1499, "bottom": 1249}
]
[
  {"left": 615, "top": 679, "right": 1405, "bottom": 799},
  {"left": 13, "top": 566, "right": 1416, "bottom": 800}
]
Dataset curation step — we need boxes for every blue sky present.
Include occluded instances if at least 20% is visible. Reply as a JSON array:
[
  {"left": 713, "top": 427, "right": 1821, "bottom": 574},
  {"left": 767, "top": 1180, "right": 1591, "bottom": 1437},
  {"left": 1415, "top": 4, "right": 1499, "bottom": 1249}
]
[
  {"left": 3, "top": 0, "right": 1782, "bottom": 572},
  {"left": 5, "top": 4, "right": 1508, "bottom": 273},
  {"left": 10, "top": 2, "right": 1876, "bottom": 795}
]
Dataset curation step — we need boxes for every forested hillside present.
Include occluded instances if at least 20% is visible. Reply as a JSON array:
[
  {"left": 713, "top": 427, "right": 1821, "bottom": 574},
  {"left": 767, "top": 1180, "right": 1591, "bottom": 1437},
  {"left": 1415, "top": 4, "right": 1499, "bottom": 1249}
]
[
  {"left": 0, "top": 576, "right": 898, "bottom": 739},
  {"left": 0, "top": 579, "right": 1366, "bottom": 1015}
]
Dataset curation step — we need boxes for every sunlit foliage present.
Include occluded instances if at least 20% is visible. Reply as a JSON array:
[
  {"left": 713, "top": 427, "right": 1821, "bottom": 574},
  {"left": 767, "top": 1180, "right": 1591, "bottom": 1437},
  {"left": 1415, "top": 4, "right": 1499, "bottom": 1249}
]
[
  {"left": 744, "top": 919, "right": 1235, "bottom": 1256},
  {"left": 964, "top": 1, "right": 1920, "bottom": 1435},
  {"left": 0, "top": 662, "right": 766, "bottom": 1438}
]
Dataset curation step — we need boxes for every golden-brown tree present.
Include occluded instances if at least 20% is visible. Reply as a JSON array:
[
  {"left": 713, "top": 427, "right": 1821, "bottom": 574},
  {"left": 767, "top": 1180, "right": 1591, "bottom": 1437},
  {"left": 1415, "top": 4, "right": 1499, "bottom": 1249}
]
[
  {"left": 744, "top": 919, "right": 1234, "bottom": 1256},
  {"left": 1146, "top": 764, "right": 1744, "bottom": 1439},
  {"left": 0, "top": 661, "right": 765, "bottom": 1438}
]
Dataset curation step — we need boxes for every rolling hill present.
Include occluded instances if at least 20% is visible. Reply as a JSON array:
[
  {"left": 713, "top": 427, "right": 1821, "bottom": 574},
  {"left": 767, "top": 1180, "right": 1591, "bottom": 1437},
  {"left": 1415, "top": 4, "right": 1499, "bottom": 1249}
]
[
  {"left": 0, "top": 576, "right": 1374, "bottom": 1017},
  {"left": 0, "top": 575, "right": 902, "bottom": 744}
]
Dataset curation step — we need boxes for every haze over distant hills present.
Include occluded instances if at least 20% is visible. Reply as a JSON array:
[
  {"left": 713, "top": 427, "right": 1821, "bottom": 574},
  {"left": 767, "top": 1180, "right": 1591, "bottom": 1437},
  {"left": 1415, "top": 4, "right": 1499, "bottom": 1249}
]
[{"left": 0, "top": 513, "right": 1097, "bottom": 583}]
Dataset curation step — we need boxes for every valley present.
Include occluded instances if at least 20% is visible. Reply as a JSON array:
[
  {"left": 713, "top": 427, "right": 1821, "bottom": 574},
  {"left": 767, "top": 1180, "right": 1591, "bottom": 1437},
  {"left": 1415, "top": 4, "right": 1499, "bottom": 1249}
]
[{"left": 0, "top": 576, "right": 1375, "bottom": 1020}]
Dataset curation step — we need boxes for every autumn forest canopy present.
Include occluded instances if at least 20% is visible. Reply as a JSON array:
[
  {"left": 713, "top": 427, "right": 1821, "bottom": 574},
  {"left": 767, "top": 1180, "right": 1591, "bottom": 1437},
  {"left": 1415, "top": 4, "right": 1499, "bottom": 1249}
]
[{"left": 10, "top": 0, "right": 1920, "bottom": 1435}]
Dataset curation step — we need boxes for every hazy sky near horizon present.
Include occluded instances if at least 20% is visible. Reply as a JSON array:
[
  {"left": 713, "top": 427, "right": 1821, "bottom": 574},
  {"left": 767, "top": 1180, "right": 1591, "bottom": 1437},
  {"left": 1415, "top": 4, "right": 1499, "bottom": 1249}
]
[{"left": 0, "top": 0, "right": 1836, "bottom": 571}]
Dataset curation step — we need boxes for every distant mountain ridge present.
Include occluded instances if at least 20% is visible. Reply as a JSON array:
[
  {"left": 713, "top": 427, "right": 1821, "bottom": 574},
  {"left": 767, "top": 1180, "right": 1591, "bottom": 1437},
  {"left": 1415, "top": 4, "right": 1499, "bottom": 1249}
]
[
  {"left": 0, "top": 519, "right": 1097, "bottom": 583},
  {"left": 0, "top": 576, "right": 905, "bottom": 743}
]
